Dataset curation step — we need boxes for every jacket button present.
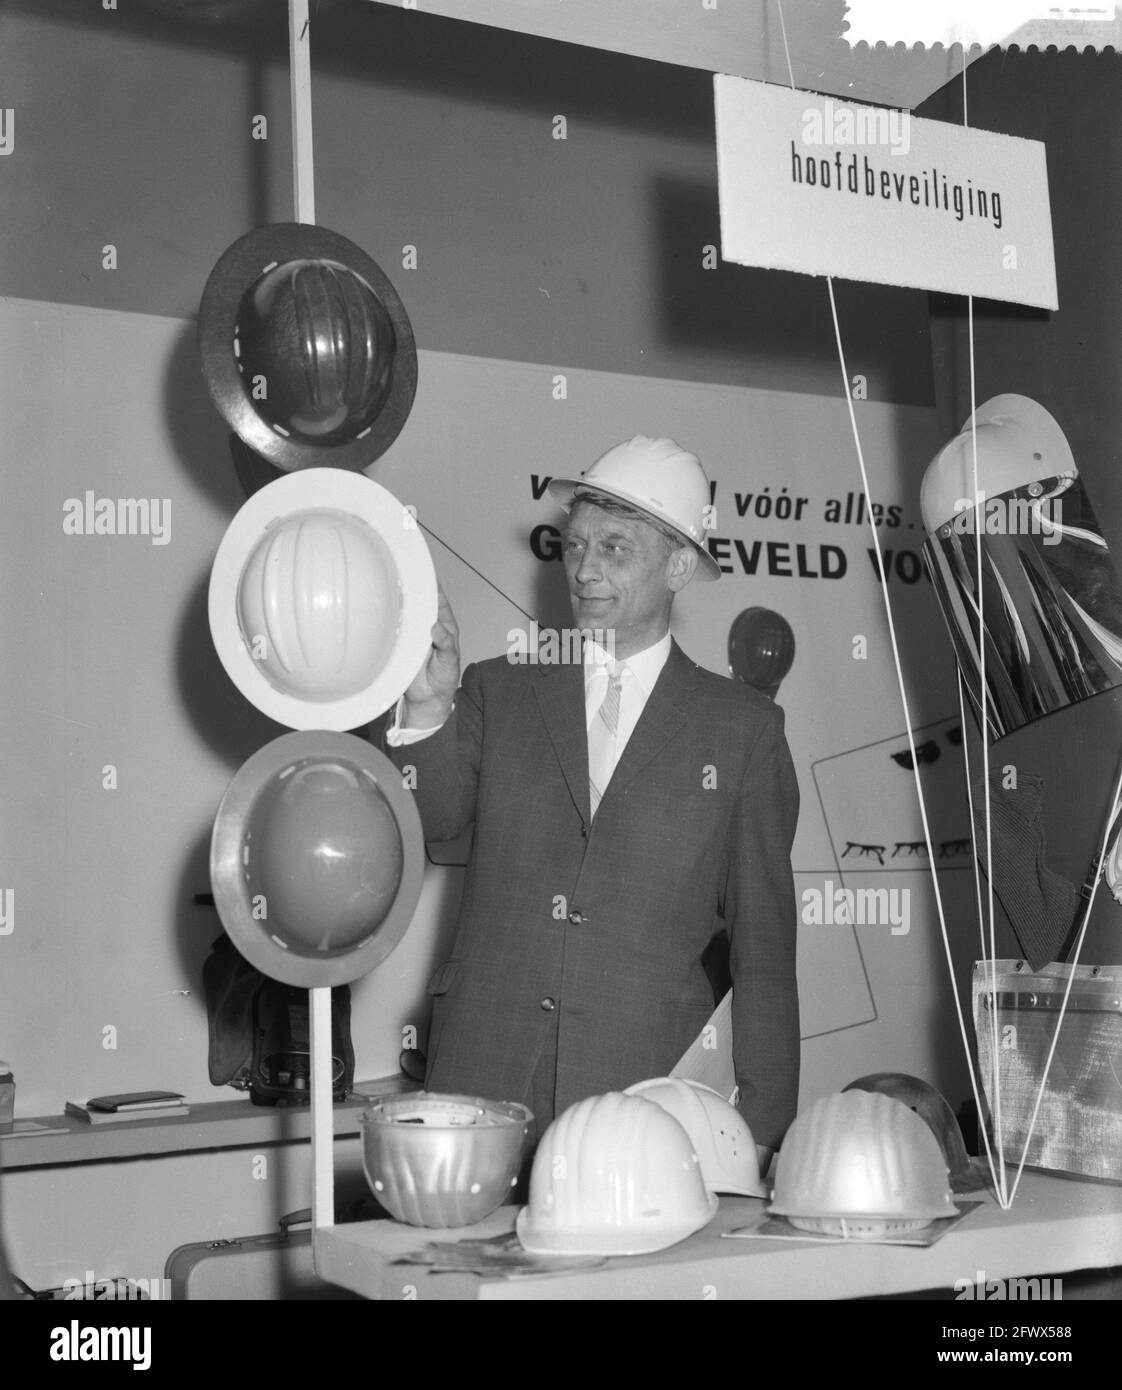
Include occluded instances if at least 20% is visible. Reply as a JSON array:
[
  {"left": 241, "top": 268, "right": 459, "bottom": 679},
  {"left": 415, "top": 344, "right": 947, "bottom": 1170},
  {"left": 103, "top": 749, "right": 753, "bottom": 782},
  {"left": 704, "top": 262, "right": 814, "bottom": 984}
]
[
  {"left": 568, "top": 910, "right": 584, "bottom": 925},
  {"left": 539, "top": 997, "right": 556, "bottom": 1011}
]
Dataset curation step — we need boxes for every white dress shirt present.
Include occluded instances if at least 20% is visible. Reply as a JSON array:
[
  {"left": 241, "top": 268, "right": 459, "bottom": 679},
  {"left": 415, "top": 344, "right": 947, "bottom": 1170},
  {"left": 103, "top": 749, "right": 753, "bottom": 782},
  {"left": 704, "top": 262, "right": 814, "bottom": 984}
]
[
  {"left": 583, "top": 633, "right": 671, "bottom": 777},
  {"left": 385, "top": 699, "right": 448, "bottom": 746}
]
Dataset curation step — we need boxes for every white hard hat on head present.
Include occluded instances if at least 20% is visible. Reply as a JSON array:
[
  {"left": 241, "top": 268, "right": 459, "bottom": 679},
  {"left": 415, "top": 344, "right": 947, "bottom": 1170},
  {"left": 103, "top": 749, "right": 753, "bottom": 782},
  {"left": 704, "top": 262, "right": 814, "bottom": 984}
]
[{"left": 548, "top": 435, "right": 721, "bottom": 580}]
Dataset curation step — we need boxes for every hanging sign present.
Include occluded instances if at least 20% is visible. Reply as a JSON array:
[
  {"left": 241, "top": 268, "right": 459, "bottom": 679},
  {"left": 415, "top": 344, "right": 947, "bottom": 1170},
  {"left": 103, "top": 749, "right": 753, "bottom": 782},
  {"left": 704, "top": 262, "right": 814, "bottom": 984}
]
[{"left": 714, "top": 75, "right": 1057, "bottom": 310}]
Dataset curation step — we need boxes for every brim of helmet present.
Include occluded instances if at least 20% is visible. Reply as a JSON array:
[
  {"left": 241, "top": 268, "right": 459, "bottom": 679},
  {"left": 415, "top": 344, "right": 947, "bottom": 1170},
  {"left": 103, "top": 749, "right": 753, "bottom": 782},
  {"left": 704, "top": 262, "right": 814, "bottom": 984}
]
[
  {"left": 768, "top": 1197, "right": 958, "bottom": 1222},
  {"left": 712, "top": 1176, "right": 770, "bottom": 1199},
  {"left": 208, "top": 468, "right": 437, "bottom": 731},
  {"left": 210, "top": 730, "right": 424, "bottom": 988},
  {"left": 547, "top": 477, "right": 722, "bottom": 582},
  {"left": 514, "top": 1189, "right": 718, "bottom": 1257},
  {"left": 360, "top": 1093, "right": 534, "bottom": 1128},
  {"left": 198, "top": 222, "right": 418, "bottom": 472}
]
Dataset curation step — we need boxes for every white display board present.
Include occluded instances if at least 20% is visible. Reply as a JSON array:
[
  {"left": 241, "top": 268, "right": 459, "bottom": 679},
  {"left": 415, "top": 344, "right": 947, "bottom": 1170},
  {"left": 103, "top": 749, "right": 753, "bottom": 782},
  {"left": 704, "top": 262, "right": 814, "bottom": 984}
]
[{"left": 715, "top": 75, "right": 1058, "bottom": 309}]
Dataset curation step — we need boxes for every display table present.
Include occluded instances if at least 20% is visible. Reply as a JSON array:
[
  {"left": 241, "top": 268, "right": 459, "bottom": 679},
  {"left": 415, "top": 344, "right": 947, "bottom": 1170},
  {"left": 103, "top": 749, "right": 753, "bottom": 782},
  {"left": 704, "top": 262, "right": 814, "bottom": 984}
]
[{"left": 314, "top": 1167, "right": 1122, "bottom": 1300}]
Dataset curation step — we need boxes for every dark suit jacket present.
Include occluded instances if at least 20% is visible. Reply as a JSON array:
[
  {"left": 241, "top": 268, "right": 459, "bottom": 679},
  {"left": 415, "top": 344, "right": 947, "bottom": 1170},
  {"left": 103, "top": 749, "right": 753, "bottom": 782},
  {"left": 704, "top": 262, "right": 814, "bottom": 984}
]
[{"left": 384, "top": 639, "right": 800, "bottom": 1149}]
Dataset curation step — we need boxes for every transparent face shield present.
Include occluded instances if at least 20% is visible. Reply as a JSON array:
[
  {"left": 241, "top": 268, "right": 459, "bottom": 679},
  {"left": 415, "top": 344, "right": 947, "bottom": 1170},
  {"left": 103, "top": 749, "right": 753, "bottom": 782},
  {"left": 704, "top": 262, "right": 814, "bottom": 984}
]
[{"left": 923, "top": 471, "right": 1122, "bottom": 740}]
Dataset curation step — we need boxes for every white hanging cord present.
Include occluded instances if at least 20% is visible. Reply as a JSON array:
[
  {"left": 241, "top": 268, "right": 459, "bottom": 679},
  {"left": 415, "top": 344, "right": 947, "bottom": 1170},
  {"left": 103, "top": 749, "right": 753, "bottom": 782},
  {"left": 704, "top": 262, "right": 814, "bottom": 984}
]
[
  {"left": 955, "top": 668, "right": 1006, "bottom": 1193},
  {"left": 775, "top": 0, "right": 796, "bottom": 89},
  {"left": 957, "top": 672, "right": 988, "bottom": 966},
  {"left": 289, "top": 0, "right": 316, "bottom": 224},
  {"left": 962, "top": 55, "right": 1008, "bottom": 1206}
]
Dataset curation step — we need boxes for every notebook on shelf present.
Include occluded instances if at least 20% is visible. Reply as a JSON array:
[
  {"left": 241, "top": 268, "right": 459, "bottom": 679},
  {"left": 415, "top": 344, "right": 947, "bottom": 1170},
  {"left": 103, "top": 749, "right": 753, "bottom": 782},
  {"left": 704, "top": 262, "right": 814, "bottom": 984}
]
[{"left": 65, "top": 1091, "right": 189, "bottom": 1124}]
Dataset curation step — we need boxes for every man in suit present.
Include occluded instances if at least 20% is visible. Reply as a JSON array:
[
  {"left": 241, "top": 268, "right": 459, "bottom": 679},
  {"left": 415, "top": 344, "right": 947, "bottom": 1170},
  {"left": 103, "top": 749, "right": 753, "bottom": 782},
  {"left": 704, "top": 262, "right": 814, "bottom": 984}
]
[{"left": 384, "top": 436, "right": 800, "bottom": 1163}]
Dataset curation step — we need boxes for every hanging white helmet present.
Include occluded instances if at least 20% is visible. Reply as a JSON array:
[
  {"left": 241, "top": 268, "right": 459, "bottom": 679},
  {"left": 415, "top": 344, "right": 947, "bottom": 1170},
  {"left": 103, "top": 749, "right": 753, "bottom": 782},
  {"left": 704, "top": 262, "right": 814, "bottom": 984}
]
[{"left": 208, "top": 469, "right": 436, "bottom": 729}]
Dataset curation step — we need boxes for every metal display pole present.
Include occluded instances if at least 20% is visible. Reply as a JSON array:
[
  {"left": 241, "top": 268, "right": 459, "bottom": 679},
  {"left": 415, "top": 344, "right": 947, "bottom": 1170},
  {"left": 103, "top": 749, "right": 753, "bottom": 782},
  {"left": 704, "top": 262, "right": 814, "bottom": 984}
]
[
  {"left": 310, "top": 986, "right": 335, "bottom": 1232},
  {"left": 287, "top": 0, "right": 333, "bottom": 1234},
  {"left": 289, "top": 0, "right": 316, "bottom": 226}
]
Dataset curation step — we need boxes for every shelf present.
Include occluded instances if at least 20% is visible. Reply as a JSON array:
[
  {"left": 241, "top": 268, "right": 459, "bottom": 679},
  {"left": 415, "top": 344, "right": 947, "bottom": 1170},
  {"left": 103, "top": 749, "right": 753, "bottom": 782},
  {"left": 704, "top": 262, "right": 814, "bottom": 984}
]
[{"left": 0, "top": 1076, "right": 420, "bottom": 1170}]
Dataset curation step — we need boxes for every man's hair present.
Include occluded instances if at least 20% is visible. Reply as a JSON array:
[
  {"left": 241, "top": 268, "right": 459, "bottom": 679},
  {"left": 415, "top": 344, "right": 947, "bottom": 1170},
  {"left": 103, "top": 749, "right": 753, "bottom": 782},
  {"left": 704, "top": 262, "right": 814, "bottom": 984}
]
[{"left": 571, "top": 488, "right": 691, "bottom": 558}]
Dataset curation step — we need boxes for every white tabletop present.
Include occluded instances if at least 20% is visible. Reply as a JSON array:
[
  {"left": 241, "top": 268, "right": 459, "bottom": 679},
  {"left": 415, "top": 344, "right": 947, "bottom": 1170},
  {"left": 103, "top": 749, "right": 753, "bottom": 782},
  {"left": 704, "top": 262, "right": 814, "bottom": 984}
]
[{"left": 313, "top": 1166, "right": 1122, "bottom": 1300}]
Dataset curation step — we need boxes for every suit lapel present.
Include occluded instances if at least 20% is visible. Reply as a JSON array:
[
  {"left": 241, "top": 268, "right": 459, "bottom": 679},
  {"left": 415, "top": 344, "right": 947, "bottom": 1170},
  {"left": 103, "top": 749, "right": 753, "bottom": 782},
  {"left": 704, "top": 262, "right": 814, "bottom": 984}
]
[
  {"left": 533, "top": 639, "right": 701, "bottom": 821},
  {"left": 533, "top": 659, "right": 591, "bottom": 822},
  {"left": 606, "top": 641, "right": 697, "bottom": 800}
]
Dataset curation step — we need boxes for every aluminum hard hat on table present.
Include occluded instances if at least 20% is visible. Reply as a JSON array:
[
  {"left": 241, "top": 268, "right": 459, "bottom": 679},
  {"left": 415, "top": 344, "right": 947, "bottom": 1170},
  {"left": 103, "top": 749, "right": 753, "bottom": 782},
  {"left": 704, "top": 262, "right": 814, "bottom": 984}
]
[
  {"left": 769, "top": 1090, "right": 957, "bottom": 1238},
  {"left": 359, "top": 1093, "right": 533, "bottom": 1229},
  {"left": 842, "top": 1072, "right": 973, "bottom": 1186},
  {"left": 210, "top": 730, "right": 424, "bottom": 989},
  {"left": 208, "top": 468, "right": 437, "bottom": 731},
  {"left": 548, "top": 435, "right": 722, "bottom": 581},
  {"left": 198, "top": 223, "right": 418, "bottom": 472}
]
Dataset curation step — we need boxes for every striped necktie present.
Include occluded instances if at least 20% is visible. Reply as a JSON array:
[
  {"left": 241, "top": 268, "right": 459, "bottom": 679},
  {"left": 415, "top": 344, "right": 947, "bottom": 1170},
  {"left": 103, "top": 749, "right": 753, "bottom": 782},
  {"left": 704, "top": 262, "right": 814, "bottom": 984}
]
[{"left": 588, "top": 661, "right": 626, "bottom": 818}]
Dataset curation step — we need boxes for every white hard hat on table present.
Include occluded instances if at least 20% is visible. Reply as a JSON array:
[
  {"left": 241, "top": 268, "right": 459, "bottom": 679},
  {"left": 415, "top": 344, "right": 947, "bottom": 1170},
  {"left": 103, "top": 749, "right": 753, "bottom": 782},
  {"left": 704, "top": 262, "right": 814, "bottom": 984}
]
[
  {"left": 625, "top": 1076, "right": 768, "bottom": 1197},
  {"left": 515, "top": 1091, "right": 718, "bottom": 1256}
]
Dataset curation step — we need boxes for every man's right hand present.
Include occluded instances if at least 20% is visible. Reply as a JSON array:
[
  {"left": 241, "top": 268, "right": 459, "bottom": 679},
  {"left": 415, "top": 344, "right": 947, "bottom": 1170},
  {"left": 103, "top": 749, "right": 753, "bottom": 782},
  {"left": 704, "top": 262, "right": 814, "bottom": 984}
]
[{"left": 401, "top": 585, "right": 460, "bottom": 729}]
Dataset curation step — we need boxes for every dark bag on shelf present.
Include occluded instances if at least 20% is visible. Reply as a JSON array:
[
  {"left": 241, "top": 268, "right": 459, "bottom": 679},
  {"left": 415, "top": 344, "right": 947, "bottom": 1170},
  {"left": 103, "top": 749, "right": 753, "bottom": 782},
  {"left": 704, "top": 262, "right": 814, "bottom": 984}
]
[{"left": 202, "top": 934, "right": 354, "bottom": 1106}]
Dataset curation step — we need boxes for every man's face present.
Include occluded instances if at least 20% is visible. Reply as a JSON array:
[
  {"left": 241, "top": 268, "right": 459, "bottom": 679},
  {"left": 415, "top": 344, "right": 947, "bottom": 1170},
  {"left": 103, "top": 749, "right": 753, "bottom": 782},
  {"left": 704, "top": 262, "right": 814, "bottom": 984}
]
[{"left": 563, "top": 500, "right": 691, "bottom": 655}]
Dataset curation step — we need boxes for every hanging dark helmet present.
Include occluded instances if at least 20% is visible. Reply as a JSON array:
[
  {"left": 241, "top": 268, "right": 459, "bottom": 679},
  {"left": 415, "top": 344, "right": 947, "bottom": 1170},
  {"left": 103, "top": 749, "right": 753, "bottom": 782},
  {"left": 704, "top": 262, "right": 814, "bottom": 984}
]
[
  {"left": 199, "top": 224, "right": 417, "bottom": 472},
  {"left": 728, "top": 606, "right": 796, "bottom": 699},
  {"left": 235, "top": 258, "right": 396, "bottom": 445}
]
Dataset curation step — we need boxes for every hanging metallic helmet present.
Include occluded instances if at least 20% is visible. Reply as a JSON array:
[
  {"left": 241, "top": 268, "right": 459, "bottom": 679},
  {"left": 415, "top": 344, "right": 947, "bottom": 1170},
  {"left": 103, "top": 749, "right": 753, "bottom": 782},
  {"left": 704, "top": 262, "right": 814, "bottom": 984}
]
[
  {"left": 199, "top": 223, "right": 418, "bottom": 471},
  {"left": 210, "top": 731, "right": 424, "bottom": 989},
  {"left": 921, "top": 394, "right": 1122, "bottom": 740},
  {"left": 921, "top": 394, "right": 1122, "bottom": 967}
]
